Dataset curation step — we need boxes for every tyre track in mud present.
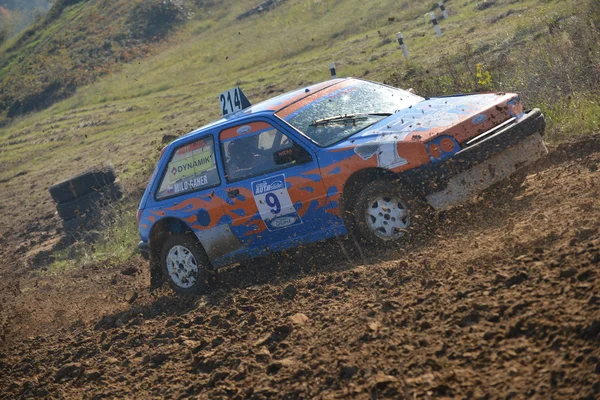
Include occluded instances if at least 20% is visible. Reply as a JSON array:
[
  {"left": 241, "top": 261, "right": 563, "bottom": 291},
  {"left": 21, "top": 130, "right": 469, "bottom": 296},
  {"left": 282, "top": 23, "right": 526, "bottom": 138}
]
[{"left": 1, "top": 135, "right": 599, "bottom": 399}]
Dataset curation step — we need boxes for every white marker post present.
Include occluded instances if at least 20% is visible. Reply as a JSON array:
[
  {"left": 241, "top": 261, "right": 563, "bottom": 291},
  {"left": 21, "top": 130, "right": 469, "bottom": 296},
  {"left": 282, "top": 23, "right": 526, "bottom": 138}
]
[
  {"left": 396, "top": 32, "right": 409, "bottom": 59},
  {"left": 438, "top": 1, "right": 449, "bottom": 19},
  {"left": 329, "top": 62, "right": 337, "bottom": 78},
  {"left": 430, "top": 13, "right": 442, "bottom": 36}
]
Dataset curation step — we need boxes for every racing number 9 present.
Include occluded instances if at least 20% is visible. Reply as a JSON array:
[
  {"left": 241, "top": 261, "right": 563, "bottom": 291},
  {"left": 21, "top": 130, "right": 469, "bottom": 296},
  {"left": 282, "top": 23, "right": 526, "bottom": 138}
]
[{"left": 265, "top": 193, "right": 281, "bottom": 214}]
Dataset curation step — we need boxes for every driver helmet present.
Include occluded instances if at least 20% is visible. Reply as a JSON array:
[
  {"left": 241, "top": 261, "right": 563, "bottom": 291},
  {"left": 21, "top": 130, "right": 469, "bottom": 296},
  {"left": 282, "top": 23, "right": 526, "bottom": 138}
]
[{"left": 228, "top": 137, "right": 258, "bottom": 168}]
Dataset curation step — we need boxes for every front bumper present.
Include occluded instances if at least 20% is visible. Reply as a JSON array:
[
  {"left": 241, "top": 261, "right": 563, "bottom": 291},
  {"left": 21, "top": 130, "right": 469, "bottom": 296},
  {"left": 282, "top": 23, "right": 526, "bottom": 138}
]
[{"left": 406, "top": 108, "right": 547, "bottom": 209}]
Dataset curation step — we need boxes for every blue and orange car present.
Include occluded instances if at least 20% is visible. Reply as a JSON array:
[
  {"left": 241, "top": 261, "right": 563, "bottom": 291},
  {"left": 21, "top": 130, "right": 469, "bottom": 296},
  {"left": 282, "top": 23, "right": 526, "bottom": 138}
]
[{"left": 137, "top": 78, "right": 547, "bottom": 294}]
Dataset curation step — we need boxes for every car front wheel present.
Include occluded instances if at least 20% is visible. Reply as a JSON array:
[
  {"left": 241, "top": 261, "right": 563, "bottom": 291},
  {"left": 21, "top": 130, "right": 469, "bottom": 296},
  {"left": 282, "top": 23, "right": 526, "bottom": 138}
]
[
  {"left": 160, "top": 233, "right": 212, "bottom": 295},
  {"left": 353, "top": 180, "right": 426, "bottom": 248}
]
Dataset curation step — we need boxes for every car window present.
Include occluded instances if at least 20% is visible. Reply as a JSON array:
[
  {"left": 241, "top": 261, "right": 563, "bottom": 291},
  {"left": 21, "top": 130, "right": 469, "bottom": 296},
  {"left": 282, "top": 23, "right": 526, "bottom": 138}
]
[
  {"left": 221, "top": 124, "right": 310, "bottom": 182},
  {"left": 156, "top": 135, "right": 220, "bottom": 200},
  {"left": 278, "top": 80, "right": 423, "bottom": 147}
]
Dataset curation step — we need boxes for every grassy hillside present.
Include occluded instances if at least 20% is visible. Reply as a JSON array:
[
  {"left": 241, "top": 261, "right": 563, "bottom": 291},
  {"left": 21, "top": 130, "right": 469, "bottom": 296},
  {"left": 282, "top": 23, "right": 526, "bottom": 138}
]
[
  {"left": 0, "top": 0, "right": 599, "bottom": 270},
  {"left": 0, "top": 0, "right": 183, "bottom": 123},
  {"left": 0, "top": 0, "right": 49, "bottom": 39}
]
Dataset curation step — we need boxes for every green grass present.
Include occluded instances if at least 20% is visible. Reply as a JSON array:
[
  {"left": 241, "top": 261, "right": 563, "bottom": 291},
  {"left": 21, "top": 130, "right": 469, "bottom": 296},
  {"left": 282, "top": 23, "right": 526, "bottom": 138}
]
[
  {"left": 541, "top": 95, "right": 600, "bottom": 142},
  {"left": 1, "top": 0, "right": 599, "bottom": 273},
  {"left": 50, "top": 206, "right": 140, "bottom": 270}
]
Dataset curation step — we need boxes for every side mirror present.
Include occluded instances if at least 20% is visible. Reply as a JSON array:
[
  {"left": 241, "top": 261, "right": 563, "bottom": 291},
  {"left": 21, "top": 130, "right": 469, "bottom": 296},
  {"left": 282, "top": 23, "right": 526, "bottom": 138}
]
[{"left": 273, "top": 146, "right": 312, "bottom": 165}]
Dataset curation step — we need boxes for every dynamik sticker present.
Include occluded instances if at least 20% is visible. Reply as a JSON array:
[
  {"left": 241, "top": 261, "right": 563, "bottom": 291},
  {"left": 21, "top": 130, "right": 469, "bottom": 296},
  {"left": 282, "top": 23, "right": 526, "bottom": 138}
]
[
  {"left": 168, "top": 151, "right": 213, "bottom": 181},
  {"left": 251, "top": 174, "right": 302, "bottom": 231}
]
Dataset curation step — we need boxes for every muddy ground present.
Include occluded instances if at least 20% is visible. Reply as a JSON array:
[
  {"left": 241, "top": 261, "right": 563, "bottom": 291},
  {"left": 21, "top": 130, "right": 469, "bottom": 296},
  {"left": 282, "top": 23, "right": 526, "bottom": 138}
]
[{"left": 0, "top": 135, "right": 599, "bottom": 399}]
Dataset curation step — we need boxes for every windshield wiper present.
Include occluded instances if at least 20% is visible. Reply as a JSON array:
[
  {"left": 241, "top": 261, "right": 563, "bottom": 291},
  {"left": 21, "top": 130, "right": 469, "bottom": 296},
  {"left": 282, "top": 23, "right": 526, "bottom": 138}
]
[{"left": 310, "top": 113, "right": 392, "bottom": 127}]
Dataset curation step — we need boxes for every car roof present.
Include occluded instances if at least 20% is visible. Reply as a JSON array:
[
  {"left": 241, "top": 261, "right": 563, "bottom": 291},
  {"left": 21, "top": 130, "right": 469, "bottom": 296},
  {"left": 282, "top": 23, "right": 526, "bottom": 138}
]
[
  {"left": 249, "top": 78, "right": 347, "bottom": 113},
  {"left": 169, "top": 78, "right": 350, "bottom": 147}
]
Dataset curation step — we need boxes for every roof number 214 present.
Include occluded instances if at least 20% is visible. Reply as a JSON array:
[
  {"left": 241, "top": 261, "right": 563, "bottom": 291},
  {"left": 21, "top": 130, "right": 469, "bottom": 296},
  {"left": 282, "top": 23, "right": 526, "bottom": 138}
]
[{"left": 219, "top": 88, "right": 243, "bottom": 116}]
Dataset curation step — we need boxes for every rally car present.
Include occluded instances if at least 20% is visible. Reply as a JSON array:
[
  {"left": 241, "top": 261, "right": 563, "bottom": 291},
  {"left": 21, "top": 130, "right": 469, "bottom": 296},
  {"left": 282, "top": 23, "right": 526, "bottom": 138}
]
[{"left": 137, "top": 78, "right": 547, "bottom": 294}]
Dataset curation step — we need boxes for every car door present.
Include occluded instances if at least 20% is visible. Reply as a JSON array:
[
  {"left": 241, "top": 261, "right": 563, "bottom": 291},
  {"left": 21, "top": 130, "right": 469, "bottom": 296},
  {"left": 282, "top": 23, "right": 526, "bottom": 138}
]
[
  {"left": 218, "top": 119, "right": 329, "bottom": 251},
  {"left": 152, "top": 134, "right": 246, "bottom": 263}
]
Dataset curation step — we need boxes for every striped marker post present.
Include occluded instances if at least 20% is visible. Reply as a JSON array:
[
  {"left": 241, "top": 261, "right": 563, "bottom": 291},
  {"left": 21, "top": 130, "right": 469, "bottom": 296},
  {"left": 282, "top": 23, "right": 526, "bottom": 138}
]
[
  {"left": 396, "top": 32, "right": 409, "bottom": 59},
  {"left": 329, "top": 62, "right": 337, "bottom": 78},
  {"left": 430, "top": 13, "right": 442, "bottom": 36},
  {"left": 438, "top": 1, "right": 449, "bottom": 19}
]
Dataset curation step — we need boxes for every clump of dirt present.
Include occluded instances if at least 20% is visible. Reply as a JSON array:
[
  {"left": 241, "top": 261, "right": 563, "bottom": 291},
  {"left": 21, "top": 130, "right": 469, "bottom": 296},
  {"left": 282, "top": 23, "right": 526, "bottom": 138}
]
[{"left": 0, "top": 135, "right": 599, "bottom": 398}]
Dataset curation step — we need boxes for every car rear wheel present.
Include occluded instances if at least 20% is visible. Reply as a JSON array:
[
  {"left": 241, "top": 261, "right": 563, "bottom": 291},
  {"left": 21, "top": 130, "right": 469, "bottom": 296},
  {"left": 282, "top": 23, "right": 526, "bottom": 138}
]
[
  {"left": 160, "top": 234, "right": 212, "bottom": 295},
  {"left": 353, "top": 180, "right": 426, "bottom": 248}
]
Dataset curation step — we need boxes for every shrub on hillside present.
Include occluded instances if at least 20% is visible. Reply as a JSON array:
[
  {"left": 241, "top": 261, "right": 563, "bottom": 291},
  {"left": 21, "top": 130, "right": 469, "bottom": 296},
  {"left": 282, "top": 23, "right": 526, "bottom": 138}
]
[
  {"left": 46, "top": 0, "right": 86, "bottom": 22},
  {"left": 591, "top": 4, "right": 600, "bottom": 33},
  {"left": 193, "top": 0, "right": 216, "bottom": 8},
  {"left": 127, "top": 0, "right": 188, "bottom": 40},
  {"left": 387, "top": 7, "right": 600, "bottom": 142},
  {"left": 0, "top": 27, "right": 8, "bottom": 45},
  {"left": 390, "top": 10, "right": 600, "bottom": 98}
]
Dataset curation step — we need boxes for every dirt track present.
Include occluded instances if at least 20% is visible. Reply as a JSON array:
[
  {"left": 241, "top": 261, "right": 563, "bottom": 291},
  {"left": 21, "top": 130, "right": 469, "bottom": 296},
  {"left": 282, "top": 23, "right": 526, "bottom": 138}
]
[{"left": 1, "top": 135, "right": 599, "bottom": 399}]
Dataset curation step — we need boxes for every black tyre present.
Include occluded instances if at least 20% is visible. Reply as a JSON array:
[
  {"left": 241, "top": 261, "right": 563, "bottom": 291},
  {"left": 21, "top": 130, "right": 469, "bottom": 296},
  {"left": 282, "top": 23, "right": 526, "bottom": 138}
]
[
  {"left": 56, "top": 182, "right": 123, "bottom": 220},
  {"left": 160, "top": 233, "right": 212, "bottom": 295},
  {"left": 57, "top": 190, "right": 102, "bottom": 220},
  {"left": 62, "top": 210, "right": 100, "bottom": 232},
  {"left": 352, "top": 179, "right": 427, "bottom": 248},
  {"left": 49, "top": 166, "right": 116, "bottom": 204}
]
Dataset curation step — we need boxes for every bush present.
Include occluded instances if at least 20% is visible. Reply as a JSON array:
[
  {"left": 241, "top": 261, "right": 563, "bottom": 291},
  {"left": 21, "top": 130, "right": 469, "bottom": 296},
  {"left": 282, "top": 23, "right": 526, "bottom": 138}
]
[
  {"left": 387, "top": 6, "right": 600, "bottom": 142},
  {"left": 127, "top": 0, "right": 188, "bottom": 40},
  {"left": 46, "top": 0, "right": 87, "bottom": 23},
  {"left": 591, "top": 0, "right": 600, "bottom": 28},
  {"left": 0, "top": 27, "right": 8, "bottom": 45}
]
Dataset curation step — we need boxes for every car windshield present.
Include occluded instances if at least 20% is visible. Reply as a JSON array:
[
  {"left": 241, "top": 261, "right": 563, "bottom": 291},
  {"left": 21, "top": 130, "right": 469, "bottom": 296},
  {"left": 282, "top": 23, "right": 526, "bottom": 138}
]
[{"left": 278, "top": 80, "right": 423, "bottom": 147}]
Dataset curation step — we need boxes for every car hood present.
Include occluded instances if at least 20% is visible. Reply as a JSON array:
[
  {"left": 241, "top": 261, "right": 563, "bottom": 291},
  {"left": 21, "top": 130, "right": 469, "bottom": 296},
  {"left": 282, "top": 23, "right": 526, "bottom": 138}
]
[{"left": 331, "top": 92, "right": 521, "bottom": 149}]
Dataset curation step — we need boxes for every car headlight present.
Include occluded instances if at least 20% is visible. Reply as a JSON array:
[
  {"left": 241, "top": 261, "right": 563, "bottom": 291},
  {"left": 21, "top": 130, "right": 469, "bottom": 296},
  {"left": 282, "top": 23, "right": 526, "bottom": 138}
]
[{"left": 507, "top": 97, "right": 524, "bottom": 119}]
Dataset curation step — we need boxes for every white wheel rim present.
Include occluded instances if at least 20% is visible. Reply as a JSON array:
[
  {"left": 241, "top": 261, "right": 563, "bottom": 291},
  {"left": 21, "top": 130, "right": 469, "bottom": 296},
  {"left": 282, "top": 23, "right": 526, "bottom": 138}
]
[
  {"left": 365, "top": 195, "right": 410, "bottom": 240},
  {"left": 166, "top": 245, "right": 199, "bottom": 289}
]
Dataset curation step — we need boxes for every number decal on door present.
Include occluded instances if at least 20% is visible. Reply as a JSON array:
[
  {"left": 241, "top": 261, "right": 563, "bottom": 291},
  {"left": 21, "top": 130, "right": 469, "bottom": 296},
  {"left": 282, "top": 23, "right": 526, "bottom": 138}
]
[
  {"left": 265, "top": 193, "right": 281, "bottom": 214},
  {"left": 251, "top": 174, "right": 302, "bottom": 231}
]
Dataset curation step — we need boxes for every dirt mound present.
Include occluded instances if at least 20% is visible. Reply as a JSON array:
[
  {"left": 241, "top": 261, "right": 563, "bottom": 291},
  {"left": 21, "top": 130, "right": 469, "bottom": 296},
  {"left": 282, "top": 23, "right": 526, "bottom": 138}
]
[{"left": 1, "top": 135, "right": 599, "bottom": 398}]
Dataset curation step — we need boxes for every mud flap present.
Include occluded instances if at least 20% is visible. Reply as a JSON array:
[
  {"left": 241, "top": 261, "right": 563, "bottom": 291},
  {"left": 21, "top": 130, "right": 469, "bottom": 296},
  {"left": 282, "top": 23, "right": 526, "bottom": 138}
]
[
  {"left": 426, "top": 133, "right": 547, "bottom": 210},
  {"left": 149, "top": 256, "right": 164, "bottom": 289}
]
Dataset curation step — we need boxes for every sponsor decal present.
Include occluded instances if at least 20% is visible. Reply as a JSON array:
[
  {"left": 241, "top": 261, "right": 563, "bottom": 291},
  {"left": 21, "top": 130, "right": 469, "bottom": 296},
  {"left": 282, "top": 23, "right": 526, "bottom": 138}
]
[
  {"left": 472, "top": 114, "right": 488, "bottom": 125},
  {"left": 251, "top": 174, "right": 302, "bottom": 231},
  {"left": 177, "top": 139, "right": 207, "bottom": 155},
  {"left": 270, "top": 215, "right": 297, "bottom": 229},
  {"left": 168, "top": 150, "right": 213, "bottom": 181},
  {"left": 172, "top": 175, "right": 209, "bottom": 194},
  {"left": 277, "top": 148, "right": 293, "bottom": 157},
  {"left": 236, "top": 125, "right": 252, "bottom": 135},
  {"left": 253, "top": 180, "right": 284, "bottom": 195},
  {"left": 354, "top": 141, "right": 408, "bottom": 169}
]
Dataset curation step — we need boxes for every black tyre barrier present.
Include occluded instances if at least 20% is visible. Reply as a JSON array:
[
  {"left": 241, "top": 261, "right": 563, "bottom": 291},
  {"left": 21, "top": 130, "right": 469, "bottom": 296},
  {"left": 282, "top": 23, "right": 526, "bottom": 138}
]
[
  {"left": 62, "top": 210, "right": 100, "bottom": 232},
  {"left": 56, "top": 182, "right": 123, "bottom": 221},
  {"left": 48, "top": 165, "right": 116, "bottom": 204}
]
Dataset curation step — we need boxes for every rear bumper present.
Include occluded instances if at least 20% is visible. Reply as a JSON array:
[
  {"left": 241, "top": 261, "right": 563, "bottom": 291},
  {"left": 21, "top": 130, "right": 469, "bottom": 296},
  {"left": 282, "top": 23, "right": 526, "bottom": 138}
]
[
  {"left": 406, "top": 108, "right": 547, "bottom": 209},
  {"left": 138, "top": 240, "right": 150, "bottom": 260}
]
